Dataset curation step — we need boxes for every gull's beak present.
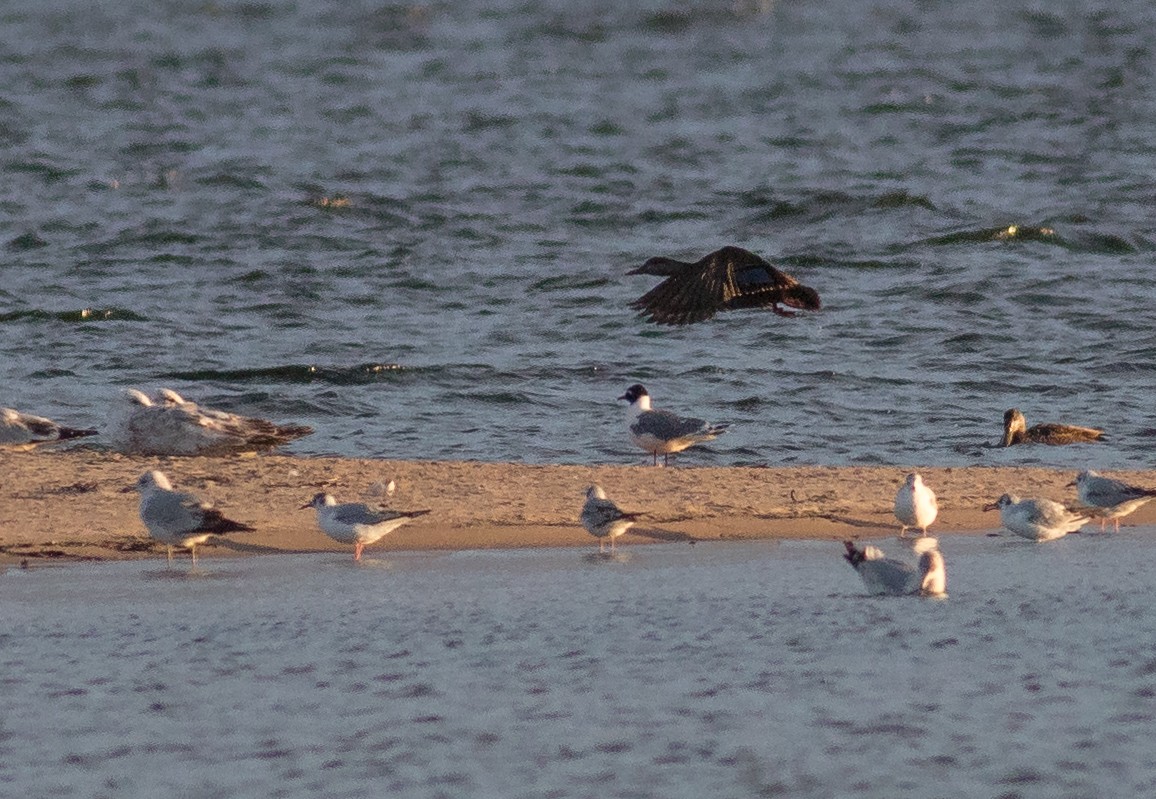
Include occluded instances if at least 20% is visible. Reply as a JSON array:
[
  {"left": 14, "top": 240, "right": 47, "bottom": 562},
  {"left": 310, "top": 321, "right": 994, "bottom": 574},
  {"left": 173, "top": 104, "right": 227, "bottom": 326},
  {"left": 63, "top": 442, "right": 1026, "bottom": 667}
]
[
  {"left": 119, "top": 486, "right": 136, "bottom": 494},
  {"left": 981, "top": 501, "right": 998, "bottom": 512},
  {"left": 299, "top": 502, "right": 313, "bottom": 510}
]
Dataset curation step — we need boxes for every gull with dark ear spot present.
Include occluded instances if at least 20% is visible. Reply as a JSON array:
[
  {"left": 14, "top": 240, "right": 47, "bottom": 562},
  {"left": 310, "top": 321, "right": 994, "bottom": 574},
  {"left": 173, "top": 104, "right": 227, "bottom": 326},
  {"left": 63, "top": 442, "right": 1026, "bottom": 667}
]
[
  {"left": 106, "top": 388, "right": 313, "bottom": 456},
  {"left": 982, "top": 493, "right": 1092, "bottom": 541},
  {"left": 302, "top": 493, "right": 431, "bottom": 561},
  {"left": 618, "top": 384, "right": 729, "bottom": 466},
  {"left": 1001, "top": 408, "right": 1104, "bottom": 447},
  {"left": 126, "top": 470, "right": 254, "bottom": 567},
  {"left": 1070, "top": 470, "right": 1156, "bottom": 532},
  {"left": 580, "top": 485, "right": 641, "bottom": 554},
  {"left": 842, "top": 538, "right": 946, "bottom": 597},
  {"left": 2, "top": 407, "right": 97, "bottom": 447},
  {"left": 628, "top": 245, "right": 821, "bottom": 325}
]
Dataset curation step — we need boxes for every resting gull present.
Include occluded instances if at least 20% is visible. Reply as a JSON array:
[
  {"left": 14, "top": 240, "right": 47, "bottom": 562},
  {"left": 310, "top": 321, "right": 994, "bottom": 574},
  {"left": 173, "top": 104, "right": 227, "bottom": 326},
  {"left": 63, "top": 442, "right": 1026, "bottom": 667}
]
[
  {"left": 1, "top": 407, "right": 97, "bottom": 447},
  {"left": 1070, "top": 470, "right": 1156, "bottom": 532},
  {"left": 627, "top": 245, "right": 821, "bottom": 325},
  {"left": 1001, "top": 408, "right": 1104, "bottom": 447},
  {"left": 106, "top": 388, "right": 313, "bottom": 455},
  {"left": 983, "top": 493, "right": 1092, "bottom": 541},
  {"left": 842, "top": 537, "right": 946, "bottom": 597},
  {"left": 126, "top": 470, "right": 254, "bottom": 566},
  {"left": 619, "top": 384, "right": 729, "bottom": 466},
  {"left": 302, "top": 492, "right": 431, "bottom": 561},
  {"left": 580, "top": 485, "right": 641, "bottom": 553},
  {"left": 894, "top": 472, "right": 938, "bottom": 537}
]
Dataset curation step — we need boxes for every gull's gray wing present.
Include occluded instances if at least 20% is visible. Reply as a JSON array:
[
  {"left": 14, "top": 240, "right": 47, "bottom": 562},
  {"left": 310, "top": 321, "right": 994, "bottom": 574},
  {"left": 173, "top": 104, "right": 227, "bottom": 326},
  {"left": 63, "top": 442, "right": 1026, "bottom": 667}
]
[{"left": 632, "top": 409, "right": 711, "bottom": 441}]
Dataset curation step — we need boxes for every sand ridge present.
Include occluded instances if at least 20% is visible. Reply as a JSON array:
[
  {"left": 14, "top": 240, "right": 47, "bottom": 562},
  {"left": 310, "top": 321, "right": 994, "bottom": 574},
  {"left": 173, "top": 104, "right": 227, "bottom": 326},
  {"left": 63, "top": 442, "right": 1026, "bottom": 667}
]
[{"left": 2, "top": 448, "right": 1154, "bottom": 563}]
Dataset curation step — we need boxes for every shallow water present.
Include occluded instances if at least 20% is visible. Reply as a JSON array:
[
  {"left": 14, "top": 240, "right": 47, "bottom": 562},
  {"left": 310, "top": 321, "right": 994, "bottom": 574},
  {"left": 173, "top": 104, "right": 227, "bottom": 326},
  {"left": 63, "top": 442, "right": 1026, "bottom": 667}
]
[
  {"left": 5, "top": 533, "right": 1156, "bottom": 798},
  {"left": 2, "top": 0, "right": 1155, "bottom": 468}
]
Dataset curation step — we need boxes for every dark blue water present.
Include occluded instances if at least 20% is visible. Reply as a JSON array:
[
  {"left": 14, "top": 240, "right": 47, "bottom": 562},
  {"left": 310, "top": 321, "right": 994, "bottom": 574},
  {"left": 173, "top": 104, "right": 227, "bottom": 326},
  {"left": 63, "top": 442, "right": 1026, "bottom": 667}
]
[{"left": 3, "top": 0, "right": 1154, "bottom": 467}]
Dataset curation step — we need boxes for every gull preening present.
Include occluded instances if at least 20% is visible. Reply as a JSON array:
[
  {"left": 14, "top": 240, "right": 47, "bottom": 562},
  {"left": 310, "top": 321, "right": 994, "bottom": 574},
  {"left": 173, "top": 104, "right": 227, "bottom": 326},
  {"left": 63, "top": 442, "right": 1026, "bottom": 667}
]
[
  {"left": 579, "top": 485, "right": 641, "bottom": 553},
  {"left": 106, "top": 388, "right": 313, "bottom": 456},
  {"left": 627, "top": 245, "right": 822, "bottom": 325},
  {"left": 302, "top": 492, "right": 431, "bottom": 561},
  {"left": 983, "top": 493, "right": 1092, "bottom": 541},
  {"left": 894, "top": 472, "right": 938, "bottom": 537},
  {"left": 1070, "top": 470, "right": 1156, "bottom": 532},
  {"left": 619, "top": 384, "right": 729, "bottom": 466},
  {"left": 1, "top": 407, "right": 97, "bottom": 447},
  {"left": 842, "top": 537, "right": 946, "bottom": 597},
  {"left": 1001, "top": 408, "right": 1104, "bottom": 447},
  {"left": 127, "top": 470, "right": 254, "bottom": 566}
]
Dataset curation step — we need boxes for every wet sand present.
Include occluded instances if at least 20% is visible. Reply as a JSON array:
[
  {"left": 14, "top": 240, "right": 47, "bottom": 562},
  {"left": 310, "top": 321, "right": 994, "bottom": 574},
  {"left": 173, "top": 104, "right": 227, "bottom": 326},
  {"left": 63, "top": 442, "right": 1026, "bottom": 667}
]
[{"left": 2, "top": 448, "right": 1154, "bottom": 563}]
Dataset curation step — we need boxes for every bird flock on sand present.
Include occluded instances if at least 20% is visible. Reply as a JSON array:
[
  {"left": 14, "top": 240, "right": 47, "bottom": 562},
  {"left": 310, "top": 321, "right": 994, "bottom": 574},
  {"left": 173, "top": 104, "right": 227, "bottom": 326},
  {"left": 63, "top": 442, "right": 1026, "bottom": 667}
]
[{"left": 3, "top": 246, "right": 1151, "bottom": 586}]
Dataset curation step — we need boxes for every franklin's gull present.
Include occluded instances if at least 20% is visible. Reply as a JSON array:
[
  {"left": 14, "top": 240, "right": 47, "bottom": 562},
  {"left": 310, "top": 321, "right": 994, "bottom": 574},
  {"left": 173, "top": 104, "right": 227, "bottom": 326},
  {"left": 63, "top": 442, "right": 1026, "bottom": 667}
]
[
  {"left": 983, "top": 493, "right": 1092, "bottom": 541},
  {"left": 1070, "top": 470, "right": 1156, "bottom": 532},
  {"left": 302, "top": 492, "right": 431, "bottom": 561},
  {"left": 894, "top": 472, "right": 938, "bottom": 537},
  {"left": 842, "top": 537, "right": 946, "bottom": 597},
  {"left": 580, "top": 485, "right": 641, "bottom": 553},
  {"left": 127, "top": 470, "right": 254, "bottom": 566},
  {"left": 1, "top": 407, "right": 96, "bottom": 447},
  {"left": 619, "top": 384, "right": 729, "bottom": 466}
]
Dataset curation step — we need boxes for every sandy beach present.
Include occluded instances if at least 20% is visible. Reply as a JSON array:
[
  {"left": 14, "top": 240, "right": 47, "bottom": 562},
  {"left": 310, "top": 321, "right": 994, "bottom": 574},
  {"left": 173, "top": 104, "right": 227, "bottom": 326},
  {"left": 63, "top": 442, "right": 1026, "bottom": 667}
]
[{"left": 2, "top": 448, "right": 1153, "bottom": 564}]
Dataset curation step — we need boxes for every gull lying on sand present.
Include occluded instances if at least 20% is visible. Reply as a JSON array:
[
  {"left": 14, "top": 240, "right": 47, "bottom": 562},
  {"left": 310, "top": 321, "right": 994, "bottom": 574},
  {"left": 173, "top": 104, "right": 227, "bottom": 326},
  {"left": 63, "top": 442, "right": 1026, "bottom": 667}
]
[
  {"left": 983, "top": 494, "right": 1092, "bottom": 541},
  {"left": 842, "top": 537, "right": 946, "bottom": 597},
  {"left": 302, "top": 492, "right": 431, "bottom": 561},
  {"left": 1001, "top": 408, "right": 1104, "bottom": 447},
  {"left": 619, "top": 383, "right": 729, "bottom": 466},
  {"left": 106, "top": 388, "right": 313, "bottom": 455},
  {"left": 580, "top": 485, "right": 641, "bottom": 553},
  {"left": 127, "top": 470, "right": 254, "bottom": 566},
  {"left": 2, "top": 407, "right": 97, "bottom": 447},
  {"left": 1070, "top": 470, "right": 1156, "bottom": 532},
  {"left": 894, "top": 472, "right": 938, "bottom": 537},
  {"left": 627, "top": 245, "right": 821, "bottom": 325}
]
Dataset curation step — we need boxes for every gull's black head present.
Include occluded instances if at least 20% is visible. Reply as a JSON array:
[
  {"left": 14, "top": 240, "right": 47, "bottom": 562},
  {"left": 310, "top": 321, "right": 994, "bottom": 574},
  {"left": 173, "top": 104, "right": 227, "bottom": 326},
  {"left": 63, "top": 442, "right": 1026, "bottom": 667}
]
[{"left": 618, "top": 384, "right": 649, "bottom": 403}]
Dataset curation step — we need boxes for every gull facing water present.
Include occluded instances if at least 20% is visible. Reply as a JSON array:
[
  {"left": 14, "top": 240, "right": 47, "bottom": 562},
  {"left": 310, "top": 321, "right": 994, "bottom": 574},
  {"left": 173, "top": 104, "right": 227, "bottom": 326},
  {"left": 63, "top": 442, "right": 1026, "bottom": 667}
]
[
  {"left": 1001, "top": 408, "right": 1104, "bottom": 447},
  {"left": 1070, "top": 470, "right": 1156, "bottom": 532},
  {"left": 1, "top": 407, "right": 97, "bottom": 447},
  {"left": 106, "top": 388, "right": 313, "bottom": 456},
  {"left": 127, "top": 470, "right": 254, "bottom": 566},
  {"left": 579, "top": 485, "right": 641, "bottom": 553},
  {"left": 619, "top": 384, "right": 729, "bottom": 466},
  {"left": 842, "top": 537, "right": 946, "bottom": 597},
  {"left": 627, "top": 245, "right": 821, "bottom": 325},
  {"left": 983, "top": 494, "right": 1092, "bottom": 541},
  {"left": 894, "top": 473, "right": 938, "bottom": 537},
  {"left": 302, "top": 493, "right": 431, "bottom": 561}
]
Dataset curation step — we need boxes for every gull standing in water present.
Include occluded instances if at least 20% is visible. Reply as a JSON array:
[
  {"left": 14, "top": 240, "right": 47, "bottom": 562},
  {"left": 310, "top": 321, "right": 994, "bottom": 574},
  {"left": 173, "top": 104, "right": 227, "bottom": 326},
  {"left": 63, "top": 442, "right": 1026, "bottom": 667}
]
[
  {"left": 580, "top": 485, "right": 641, "bottom": 553},
  {"left": 2, "top": 407, "right": 97, "bottom": 447},
  {"left": 106, "top": 388, "right": 313, "bottom": 456},
  {"left": 894, "top": 472, "right": 938, "bottom": 537},
  {"left": 842, "top": 537, "right": 946, "bottom": 597},
  {"left": 627, "top": 246, "right": 821, "bottom": 325},
  {"left": 1001, "top": 408, "right": 1104, "bottom": 446},
  {"left": 983, "top": 494, "right": 1092, "bottom": 541},
  {"left": 618, "top": 384, "right": 730, "bottom": 466},
  {"left": 127, "top": 470, "right": 254, "bottom": 567},
  {"left": 1070, "top": 470, "right": 1156, "bottom": 532},
  {"left": 302, "top": 493, "right": 431, "bottom": 561}
]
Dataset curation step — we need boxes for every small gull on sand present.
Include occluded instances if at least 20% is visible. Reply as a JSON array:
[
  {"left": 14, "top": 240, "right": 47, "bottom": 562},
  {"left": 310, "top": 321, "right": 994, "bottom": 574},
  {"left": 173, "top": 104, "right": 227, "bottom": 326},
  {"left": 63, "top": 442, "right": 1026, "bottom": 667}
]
[
  {"left": 106, "top": 388, "right": 313, "bottom": 456},
  {"left": 1, "top": 407, "right": 97, "bottom": 447},
  {"left": 983, "top": 493, "right": 1092, "bottom": 541},
  {"left": 894, "top": 472, "right": 938, "bottom": 537},
  {"left": 842, "top": 537, "right": 946, "bottom": 597},
  {"left": 580, "top": 485, "right": 641, "bottom": 554},
  {"left": 619, "top": 384, "right": 729, "bottom": 466},
  {"left": 302, "top": 493, "right": 431, "bottom": 561},
  {"left": 1070, "top": 470, "right": 1156, "bottom": 532},
  {"left": 627, "top": 245, "right": 821, "bottom": 325},
  {"left": 127, "top": 470, "right": 255, "bottom": 566},
  {"left": 1001, "top": 408, "right": 1104, "bottom": 447}
]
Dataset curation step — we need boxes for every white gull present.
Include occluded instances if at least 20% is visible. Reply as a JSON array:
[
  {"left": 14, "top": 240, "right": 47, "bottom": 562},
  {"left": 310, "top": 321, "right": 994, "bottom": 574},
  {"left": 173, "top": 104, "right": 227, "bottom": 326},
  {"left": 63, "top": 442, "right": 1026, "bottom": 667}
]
[
  {"left": 302, "top": 492, "right": 431, "bottom": 561},
  {"left": 580, "top": 485, "right": 641, "bottom": 553},
  {"left": 1070, "top": 470, "right": 1156, "bottom": 532},
  {"left": 126, "top": 470, "right": 254, "bottom": 566},
  {"left": 894, "top": 472, "right": 938, "bottom": 537},
  {"left": 983, "top": 493, "right": 1091, "bottom": 541},
  {"left": 618, "top": 383, "right": 729, "bottom": 466},
  {"left": 842, "top": 537, "right": 946, "bottom": 597},
  {"left": 106, "top": 388, "right": 312, "bottom": 456}
]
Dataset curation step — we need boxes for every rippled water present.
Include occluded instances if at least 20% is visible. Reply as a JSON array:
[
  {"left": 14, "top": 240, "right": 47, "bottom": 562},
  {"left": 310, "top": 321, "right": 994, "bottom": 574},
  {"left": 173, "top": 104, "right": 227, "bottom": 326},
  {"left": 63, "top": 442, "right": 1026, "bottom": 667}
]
[
  {"left": 3, "top": 0, "right": 1155, "bottom": 467},
  {"left": 5, "top": 535, "right": 1156, "bottom": 798}
]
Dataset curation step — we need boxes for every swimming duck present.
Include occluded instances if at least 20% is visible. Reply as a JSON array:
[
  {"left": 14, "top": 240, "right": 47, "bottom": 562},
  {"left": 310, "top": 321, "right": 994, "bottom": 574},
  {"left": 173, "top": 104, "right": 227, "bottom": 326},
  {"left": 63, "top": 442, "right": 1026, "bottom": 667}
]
[
  {"left": 1001, "top": 408, "right": 1104, "bottom": 447},
  {"left": 627, "top": 245, "right": 821, "bottom": 325}
]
